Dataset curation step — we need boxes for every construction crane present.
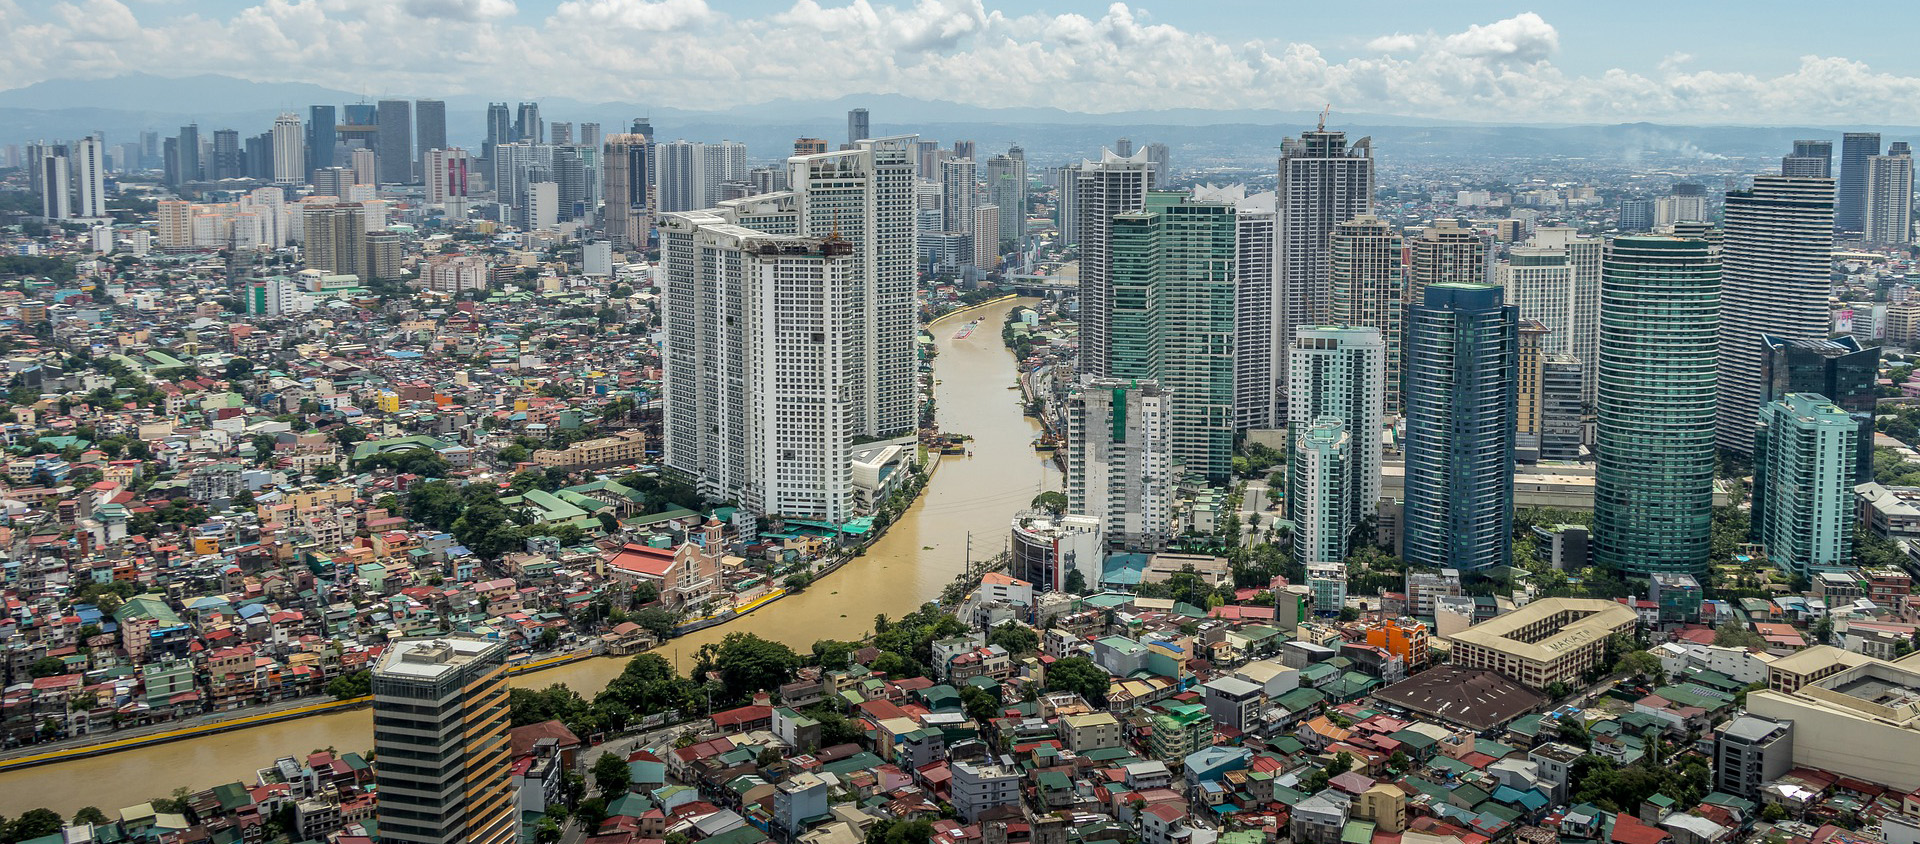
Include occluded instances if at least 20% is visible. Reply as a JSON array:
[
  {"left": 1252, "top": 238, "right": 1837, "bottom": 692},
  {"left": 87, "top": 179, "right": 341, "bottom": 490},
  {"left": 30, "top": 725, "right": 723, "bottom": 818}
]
[{"left": 1318, "top": 104, "right": 1332, "bottom": 131}]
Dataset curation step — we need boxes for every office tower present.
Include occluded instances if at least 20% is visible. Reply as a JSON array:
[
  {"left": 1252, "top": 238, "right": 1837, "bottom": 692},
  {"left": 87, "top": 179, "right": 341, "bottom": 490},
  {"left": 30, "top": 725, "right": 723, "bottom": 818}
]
[
  {"left": 973, "top": 205, "right": 1000, "bottom": 269},
  {"left": 372, "top": 636, "right": 515, "bottom": 844},
  {"left": 1594, "top": 236, "right": 1721, "bottom": 577},
  {"left": 1655, "top": 183, "right": 1708, "bottom": 227},
  {"left": 312, "top": 167, "right": 353, "bottom": 199},
  {"left": 551, "top": 146, "right": 588, "bottom": 220},
  {"left": 1287, "top": 327, "right": 1385, "bottom": 524},
  {"left": 1063, "top": 148, "right": 1153, "bottom": 378},
  {"left": 1716, "top": 175, "right": 1837, "bottom": 454},
  {"left": 795, "top": 137, "right": 828, "bottom": 156},
  {"left": 1752, "top": 393, "right": 1859, "bottom": 579},
  {"left": 1783, "top": 139, "right": 1833, "bottom": 178},
  {"left": 1192, "top": 185, "right": 1279, "bottom": 432},
  {"left": 1516, "top": 321, "right": 1547, "bottom": 463},
  {"left": 847, "top": 108, "right": 869, "bottom": 146},
  {"left": 1278, "top": 127, "right": 1374, "bottom": 413},
  {"left": 302, "top": 201, "right": 366, "bottom": 276},
  {"left": 549, "top": 121, "right": 572, "bottom": 146},
  {"left": 375, "top": 99, "right": 412, "bottom": 183},
  {"left": 514, "top": 102, "right": 541, "bottom": 143},
  {"left": 414, "top": 99, "right": 445, "bottom": 170},
  {"left": 241, "top": 132, "right": 272, "bottom": 180},
  {"left": 306, "top": 105, "right": 336, "bottom": 177},
  {"left": 161, "top": 137, "right": 180, "bottom": 187},
  {"left": 952, "top": 140, "right": 976, "bottom": 161},
  {"left": 1145, "top": 143, "right": 1171, "bottom": 187},
  {"left": 748, "top": 166, "right": 785, "bottom": 195},
  {"left": 1759, "top": 334, "right": 1879, "bottom": 482},
  {"left": 579, "top": 123, "right": 601, "bottom": 150},
  {"left": 659, "top": 216, "right": 861, "bottom": 520},
  {"left": 1619, "top": 199, "right": 1655, "bottom": 231},
  {"left": 37, "top": 146, "right": 70, "bottom": 219},
  {"left": 1541, "top": 355, "right": 1584, "bottom": 461},
  {"left": 423, "top": 147, "right": 470, "bottom": 207},
  {"left": 1406, "top": 219, "right": 1490, "bottom": 313},
  {"left": 1713, "top": 716, "right": 1794, "bottom": 801},
  {"left": 1328, "top": 216, "right": 1404, "bottom": 412},
  {"left": 1107, "top": 191, "right": 1238, "bottom": 482},
  {"left": 602, "top": 134, "right": 652, "bottom": 248},
  {"left": 1291, "top": 417, "right": 1352, "bottom": 565},
  {"left": 655, "top": 140, "right": 698, "bottom": 213},
  {"left": 139, "top": 130, "right": 158, "bottom": 168},
  {"left": 1866, "top": 142, "right": 1914, "bottom": 246},
  {"left": 1497, "top": 228, "right": 1601, "bottom": 406},
  {"left": 1839, "top": 132, "right": 1881, "bottom": 232},
  {"left": 210, "top": 129, "right": 241, "bottom": 180},
  {"left": 176, "top": 124, "right": 201, "bottom": 183},
  {"left": 1065, "top": 377, "right": 1174, "bottom": 551},
  {"left": 985, "top": 153, "right": 1027, "bottom": 243},
  {"left": 73, "top": 136, "right": 105, "bottom": 219},
  {"left": 941, "top": 157, "right": 977, "bottom": 234},
  {"left": 483, "top": 102, "right": 511, "bottom": 161},
  {"left": 271, "top": 113, "right": 304, "bottom": 185},
  {"left": 1402, "top": 284, "right": 1518, "bottom": 572},
  {"left": 1113, "top": 138, "right": 1133, "bottom": 157}
]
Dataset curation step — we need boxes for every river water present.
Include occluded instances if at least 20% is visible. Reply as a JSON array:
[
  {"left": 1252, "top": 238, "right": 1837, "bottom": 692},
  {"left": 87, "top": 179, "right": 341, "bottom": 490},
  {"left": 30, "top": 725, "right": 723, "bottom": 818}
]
[{"left": 0, "top": 297, "right": 1060, "bottom": 817}]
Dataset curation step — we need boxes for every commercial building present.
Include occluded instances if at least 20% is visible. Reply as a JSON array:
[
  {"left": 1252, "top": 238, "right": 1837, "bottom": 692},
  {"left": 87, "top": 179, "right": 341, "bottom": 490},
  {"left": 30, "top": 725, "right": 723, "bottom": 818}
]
[
  {"left": 1866, "top": 142, "right": 1915, "bottom": 246},
  {"left": 1782, "top": 139, "right": 1832, "bottom": 178},
  {"left": 1010, "top": 511, "right": 1105, "bottom": 593},
  {"left": 1407, "top": 219, "right": 1490, "bottom": 308},
  {"left": 373, "top": 636, "right": 515, "bottom": 844},
  {"left": 950, "top": 761, "right": 1021, "bottom": 822},
  {"left": 1189, "top": 184, "right": 1279, "bottom": 432},
  {"left": 1277, "top": 127, "right": 1374, "bottom": 415},
  {"left": 530, "top": 429, "right": 648, "bottom": 471},
  {"left": 1290, "top": 418, "right": 1352, "bottom": 566},
  {"left": 1760, "top": 334, "right": 1878, "bottom": 482},
  {"left": 414, "top": 99, "right": 445, "bottom": 174},
  {"left": 1713, "top": 715, "right": 1794, "bottom": 799},
  {"left": 1747, "top": 646, "right": 1920, "bottom": 791},
  {"left": 1108, "top": 191, "right": 1238, "bottom": 482},
  {"left": 602, "top": 133, "right": 652, "bottom": 249},
  {"left": 375, "top": 99, "right": 412, "bottom": 184},
  {"left": 1329, "top": 216, "right": 1405, "bottom": 411},
  {"left": 1062, "top": 148, "right": 1153, "bottom": 378},
  {"left": 1716, "top": 175, "right": 1836, "bottom": 454},
  {"left": 1447, "top": 597, "right": 1638, "bottom": 690},
  {"left": 1307, "top": 563, "right": 1347, "bottom": 616},
  {"left": 1595, "top": 236, "right": 1721, "bottom": 576},
  {"left": 1839, "top": 132, "right": 1881, "bottom": 233},
  {"left": 1065, "top": 377, "right": 1174, "bottom": 551},
  {"left": 1540, "top": 355, "right": 1584, "bottom": 461},
  {"left": 1402, "top": 284, "right": 1517, "bottom": 572},
  {"left": 1753, "top": 394, "right": 1858, "bottom": 578},
  {"left": 1287, "top": 327, "right": 1385, "bottom": 526},
  {"left": 985, "top": 152, "right": 1026, "bottom": 242}
]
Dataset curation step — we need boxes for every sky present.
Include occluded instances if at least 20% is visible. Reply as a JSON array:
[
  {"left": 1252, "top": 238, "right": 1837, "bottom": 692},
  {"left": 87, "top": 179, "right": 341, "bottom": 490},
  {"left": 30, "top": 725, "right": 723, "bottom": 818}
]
[{"left": 5, "top": 0, "right": 1919, "bottom": 124}]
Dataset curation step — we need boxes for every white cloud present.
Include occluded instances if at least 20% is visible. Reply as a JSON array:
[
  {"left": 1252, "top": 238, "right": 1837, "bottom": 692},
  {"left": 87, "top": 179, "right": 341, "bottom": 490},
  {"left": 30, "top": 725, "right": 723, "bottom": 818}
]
[{"left": 0, "top": 2, "right": 1915, "bottom": 124}]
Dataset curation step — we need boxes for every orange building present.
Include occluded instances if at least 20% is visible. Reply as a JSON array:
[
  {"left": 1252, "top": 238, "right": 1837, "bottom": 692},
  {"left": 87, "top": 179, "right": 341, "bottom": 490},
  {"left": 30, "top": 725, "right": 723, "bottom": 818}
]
[{"left": 1364, "top": 619, "right": 1431, "bottom": 669}]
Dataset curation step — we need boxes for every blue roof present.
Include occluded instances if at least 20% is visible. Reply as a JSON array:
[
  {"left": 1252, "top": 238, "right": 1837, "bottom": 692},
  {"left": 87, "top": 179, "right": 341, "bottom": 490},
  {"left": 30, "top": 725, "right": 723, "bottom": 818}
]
[{"left": 385, "top": 350, "right": 424, "bottom": 359}]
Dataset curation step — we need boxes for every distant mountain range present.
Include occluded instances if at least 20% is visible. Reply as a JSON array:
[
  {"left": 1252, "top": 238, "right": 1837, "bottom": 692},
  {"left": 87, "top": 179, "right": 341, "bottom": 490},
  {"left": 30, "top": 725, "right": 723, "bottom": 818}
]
[{"left": 2, "top": 74, "right": 1916, "bottom": 168}]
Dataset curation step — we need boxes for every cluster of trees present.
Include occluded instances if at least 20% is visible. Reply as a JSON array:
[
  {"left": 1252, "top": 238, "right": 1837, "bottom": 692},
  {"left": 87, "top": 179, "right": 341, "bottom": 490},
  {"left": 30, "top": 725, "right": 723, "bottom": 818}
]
[
  {"left": 1043, "top": 656, "right": 1110, "bottom": 706},
  {"left": 403, "top": 480, "right": 533, "bottom": 561},
  {"left": 326, "top": 669, "right": 372, "bottom": 700},
  {"left": 0, "top": 807, "right": 97, "bottom": 843},
  {"left": 0, "top": 255, "right": 77, "bottom": 281},
  {"left": 1232, "top": 441, "right": 1284, "bottom": 479},
  {"left": 354, "top": 447, "right": 452, "bottom": 478},
  {"left": 1878, "top": 408, "right": 1920, "bottom": 445},
  {"left": 1570, "top": 749, "right": 1711, "bottom": 812}
]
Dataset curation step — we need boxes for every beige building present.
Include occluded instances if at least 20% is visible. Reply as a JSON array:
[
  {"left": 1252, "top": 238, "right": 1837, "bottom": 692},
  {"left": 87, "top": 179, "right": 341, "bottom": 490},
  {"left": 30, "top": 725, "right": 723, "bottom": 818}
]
[
  {"left": 532, "top": 429, "right": 648, "bottom": 471},
  {"left": 1061, "top": 712, "right": 1123, "bottom": 753},
  {"left": 1889, "top": 302, "right": 1920, "bottom": 347},
  {"left": 1748, "top": 645, "right": 1920, "bottom": 790},
  {"left": 1447, "top": 597, "right": 1637, "bottom": 689}
]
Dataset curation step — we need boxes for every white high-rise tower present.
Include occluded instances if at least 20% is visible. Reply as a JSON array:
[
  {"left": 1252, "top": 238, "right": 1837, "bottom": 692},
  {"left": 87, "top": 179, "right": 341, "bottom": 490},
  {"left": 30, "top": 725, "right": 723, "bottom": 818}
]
[
  {"left": 1277, "top": 128, "right": 1374, "bottom": 414},
  {"left": 1716, "top": 175, "right": 1835, "bottom": 454},
  {"left": 73, "top": 137, "right": 106, "bottom": 219},
  {"left": 1062, "top": 148, "right": 1153, "bottom": 378},
  {"left": 271, "top": 113, "right": 304, "bottom": 186}
]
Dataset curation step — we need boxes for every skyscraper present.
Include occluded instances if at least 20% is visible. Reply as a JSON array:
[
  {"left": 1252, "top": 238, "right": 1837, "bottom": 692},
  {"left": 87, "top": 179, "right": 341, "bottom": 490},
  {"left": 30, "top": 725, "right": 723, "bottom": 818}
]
[
  {"left": 1618, "top": 199, "right": 1655, "bottom": 231},
  {"left": 1759, "top": 334, "right": 1879, "bottom": 482},
  {"left": 1063, "top": 148, "right": 1152, "bottom": 378},
  {"left": 1516, "top": 321, "right": 1548, "bottom": 463},
  {"left": 37, "top": 145, "right": 70, "bottom": 219},
  {"left": 1594, "top": 236, "right": 1721, "bottom": 577},
  {"left": 374, "top": 100, "right": 412, "bottom": 183},
  {"left": 1782, "top": 139, "right": 1833, "bottom": 178},
  {"left": 847, "top": 108, "right": 869, "bottom": 146},
  {"left": 1716, "top": 175, "right": 1836, "bottom": 454},
  {"left": 211, "top": 128, "right": 242, "bottom": 180},
  {"left": 1752, "top": 393, "right": 1859, "bottom": 579},
  {"left": 414, "top": 99, "right": 446, "bottom": 173},
  {"left": 985, "top": 152, "right": 1027, "bottom": 243},
  {"left": 1406, "top": 219, "right": 1491, "bottom": 319},
  {"left": 549, "top": 121, "right": 573, "bottom": 146},
  {"left": 1277, "top": 127, "right": 1374, "bottom": 414},
  {"left": 1866, "top": 142, "right": 1914, "bottom": 246},
  {"left": 794, "top": 137, "right": 829, "bottom": 156},
  {"left": 940, "top": 157, "right": 977, "bottom": 234},
  {"left": 659, "top": 213, "right": 861, "bottom": 521},
  {"left": 1108, "top": 191, "right": 1238, "bottom": 482},
  {"left": 306, "top": 105, "right": 336, "bottom": 177},
  {"left": 1191, "top": 185, "right": 1279, "bottom": 432},
  {"left": 1839, "top": 132, "right": 1881, "bottom": 233},
  {"left": 72, "top": 136, "right": 105, "bottom": 219},
  {"left": 602, "top": 133, "right": 652, "bottom": 248},
  {"left": 1065, "top": 377, "right": 1174, "bottom": 551},
  {"left": 424, "top": 147, "right": 470, "bottom": 210},
  {"left": 1145, "top": 142, "right": 1171, "bottom": 187},
  {"left": 1401, "top": 284, "right": 1518, "bottom": 573},
  {"left": 176, "top": 124, "right": 200, "bottom": 184},
  {"left": 483, "top": 102, "right": 511, "bottom": 161},
  {"left": 514, "top": 102, "right": 542, "bottom": 143},
  {"left": 372, "top": 636, "right": 515, "bottom": 844},
  {"left": 271, "top": 113, "right": 304, "bottom": 185},
  {"left": 302, "top": 201, "right": 366, "bottom": 276},
  {"left": 1287, "top": 327, "right": 1385, "bottom": 528},
  {"left": 1291, "top": 417, "right": 1352, "bottom": 566},
  {"left": 1328, "top": 216, "right": 1404, "bottom": 411}
]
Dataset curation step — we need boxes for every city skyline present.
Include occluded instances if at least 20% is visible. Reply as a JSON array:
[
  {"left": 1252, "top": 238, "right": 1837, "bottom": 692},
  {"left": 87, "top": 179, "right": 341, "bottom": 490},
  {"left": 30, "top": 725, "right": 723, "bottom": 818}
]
[{"left": 3, "top": 3, "right": 1920, "bottom": 125}]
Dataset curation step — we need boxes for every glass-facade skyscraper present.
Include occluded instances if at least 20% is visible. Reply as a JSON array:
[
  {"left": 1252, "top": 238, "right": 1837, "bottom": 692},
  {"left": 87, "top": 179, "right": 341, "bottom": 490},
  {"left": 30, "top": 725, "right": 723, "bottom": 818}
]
[
  {"left": 1838, "top": 132, "right": 1881, "bottom": 233},
  {"left": 1401, "top": 283, "right": 1518, "bottom": 573},
  {"left": 1595, "top": 236, "right": 1722, "bottom": 577},
  {"left": 1759, "top": 333, "right": 1879, "bottom": 482}
]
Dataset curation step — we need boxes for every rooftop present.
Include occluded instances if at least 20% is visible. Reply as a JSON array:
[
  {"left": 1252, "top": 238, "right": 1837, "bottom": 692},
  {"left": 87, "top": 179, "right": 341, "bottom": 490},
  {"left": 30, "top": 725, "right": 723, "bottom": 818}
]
[
  {"left": 1447, "top": 597, "right": 1637, "bottom": 662},
  {"left": 1372, "top": 665, "right": 1549, "bottom": 731},
  {"left": 374, "top": 635, "right": 502, "bottom": 680}
]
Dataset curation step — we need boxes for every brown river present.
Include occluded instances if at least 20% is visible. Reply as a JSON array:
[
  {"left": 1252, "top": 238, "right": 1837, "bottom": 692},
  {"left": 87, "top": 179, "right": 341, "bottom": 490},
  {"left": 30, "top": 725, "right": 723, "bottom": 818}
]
[{"left": 0, "top": 297, "right": 1060, "bottom": 817}]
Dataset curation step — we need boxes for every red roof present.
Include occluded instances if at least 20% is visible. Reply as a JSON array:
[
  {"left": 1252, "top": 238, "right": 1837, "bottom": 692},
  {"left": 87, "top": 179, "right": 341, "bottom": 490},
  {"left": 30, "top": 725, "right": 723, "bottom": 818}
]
[{"left": 604, "top": 543, "right": 675, "bottom": 579}]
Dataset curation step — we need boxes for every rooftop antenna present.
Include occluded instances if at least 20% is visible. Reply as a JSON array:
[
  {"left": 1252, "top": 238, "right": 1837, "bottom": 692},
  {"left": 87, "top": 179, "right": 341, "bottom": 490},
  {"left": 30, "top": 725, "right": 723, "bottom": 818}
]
[{"left": 1318, "top": 104, "right": 1332, "bottom": 132}]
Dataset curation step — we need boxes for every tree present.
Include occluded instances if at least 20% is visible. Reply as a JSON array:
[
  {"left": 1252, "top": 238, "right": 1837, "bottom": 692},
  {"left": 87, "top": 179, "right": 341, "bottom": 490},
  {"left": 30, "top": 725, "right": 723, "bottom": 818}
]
[
  {"left": 1614, "top": 651, "right": 1665, "bottom": 685},
  {"left": 866, "top": 819, "right": 936, "bottom": 844},
  {"left": 406, "top": 480, "right": 467, "bottom": 531},
  {"left": 1044, "top": 656, "right": 1110, "bottom": 706},
  {"left": 1063, "top": 568, "right": 1089, "bottom": 595},
  {"left": 1557, "top": 717, "right": 1592, "bottom": 749},
  {"left": 28, "top": 656, "right": 65, "bottom": 678},
  {"left": 694, "top": 633, "right": 802, "bottom": 705},
  {"left": 1761, "top": 803, "right": 1789, "bottom": 822},
  {"left": 326, "top": 670, "right": 372, "bottom": 700},
  {"left": 72, "top": 807, "right": 109, "bottom": 826},
  {"left": 959, "top": 684, "right": 1002, "bottom": 724},
  {"left": 535, "top": 817, "right": 562, "bottom": 844},
  {"left": 1030, "top": 491, "right": 1068, "bottom": 514},
  {"left": 223, "top": 357, "right": 253, "bottom": 380},
  {"left": 632, "top": 607, "right": 679, "bottom": 639},
  {"left": 593, "top": 751, "right": 631, "bottom": 797},
  {"left": 1713, "top": 623, "right": 1767, "bottom": 650},
  {"left": 9, "top": 808, "right": 63, "bottom": 841},
  {"left": 576, "top": 796, "right": 607, "bottom": 835},
  {"left": 986, "top": 622, "right": 1038, "bottom": 656}
]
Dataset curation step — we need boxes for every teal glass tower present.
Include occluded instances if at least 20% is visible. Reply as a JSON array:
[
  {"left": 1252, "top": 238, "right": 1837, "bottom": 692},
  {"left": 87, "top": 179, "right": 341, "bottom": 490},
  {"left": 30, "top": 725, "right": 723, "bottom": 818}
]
[
  {"left": 1401, "top": 283, "right": 1518, "bottom": 572},
  {"left": 1594, "top": 235, "right": 1722, "bottom": 577}
]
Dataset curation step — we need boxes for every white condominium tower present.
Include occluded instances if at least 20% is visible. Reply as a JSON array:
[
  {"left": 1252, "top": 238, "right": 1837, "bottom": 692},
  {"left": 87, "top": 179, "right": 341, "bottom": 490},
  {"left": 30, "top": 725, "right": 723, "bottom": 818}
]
[
  {"left": 72, "top": 137, "right": 106, "bottom": 219},
  {"left": 271, "top": 113, "right": 304, "bottom": 185},
  {"left": 662, "top": 137, "right": 920, "bottom": 520},
  {"left": 1278, "top": 128, "right": 1374, "bottom": 414},
  {"left": 1190, "top": 184, "right": 1278, "bottom": 431},
  {"left": 1062, "top": 147, "right": 1153, "bottom": 377},
  {"left": 1287, "top": 326, "right": 1386, "bottom": 523},
  {"left": 1066, "top": 377, "right": 1174, "bottom": 551},
  {"left": 1866, "top": 143, "right": 1914, "bottom": 247},
  {"left": 1716, "top": 175, "right": 1835, "bottom": 454},
  {"left": 1496, "top": 227, "right": 1600, "bottom": 405}
]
